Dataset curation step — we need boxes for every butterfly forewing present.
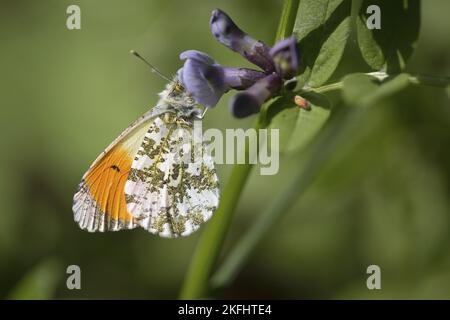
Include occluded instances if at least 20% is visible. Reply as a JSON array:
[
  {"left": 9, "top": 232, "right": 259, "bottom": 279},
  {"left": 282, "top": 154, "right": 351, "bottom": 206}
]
[{"left": 72, "top": 109, "right": 158, "bottom": 232}]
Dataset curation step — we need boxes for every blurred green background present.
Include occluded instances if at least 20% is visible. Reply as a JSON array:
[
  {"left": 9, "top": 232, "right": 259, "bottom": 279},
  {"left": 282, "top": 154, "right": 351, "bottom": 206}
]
[{"left": 0, "top": 0, "right": 449, "bottom": 299}]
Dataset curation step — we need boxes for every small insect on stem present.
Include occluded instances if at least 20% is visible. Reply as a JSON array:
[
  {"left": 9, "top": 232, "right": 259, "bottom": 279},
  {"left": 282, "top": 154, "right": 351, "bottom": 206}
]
[{"left": 294, "top": 95, "right": 311, "bottom": 111}]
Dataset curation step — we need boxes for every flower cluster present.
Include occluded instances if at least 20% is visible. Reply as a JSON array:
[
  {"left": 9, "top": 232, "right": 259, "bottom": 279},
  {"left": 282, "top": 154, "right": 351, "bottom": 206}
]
[{"left": 178, "top": 9, "right": 300, "bottom": 118}]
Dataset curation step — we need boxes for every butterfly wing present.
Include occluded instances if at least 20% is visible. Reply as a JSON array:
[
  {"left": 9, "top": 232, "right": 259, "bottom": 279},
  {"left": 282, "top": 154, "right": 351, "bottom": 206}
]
[
  {"left": 73, "top": 109, "right": 158, "bottom": 232},
  {"left": 124, "top": 112, "right": 220, "bottom": 237}
]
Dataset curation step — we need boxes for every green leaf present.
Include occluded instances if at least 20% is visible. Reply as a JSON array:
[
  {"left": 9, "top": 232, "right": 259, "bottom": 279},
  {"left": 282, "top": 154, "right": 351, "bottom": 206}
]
[
  {"left": 342, "top": 72, "right": 410, "bottom": 107},
  {"left": 8, "top": 258, "right": 62, "bottom": 300},
  {"left": 267, "top": 92, "right": 331, "bottom": 153},
  {"left": 293, "top": 0, "right": 352, "bottom": 87},
  {"left": 342, "top": 73, "right": 379, "bottom": 105},
  {"left": 356, "top": 0, "right": 421, "bottom": 72}
]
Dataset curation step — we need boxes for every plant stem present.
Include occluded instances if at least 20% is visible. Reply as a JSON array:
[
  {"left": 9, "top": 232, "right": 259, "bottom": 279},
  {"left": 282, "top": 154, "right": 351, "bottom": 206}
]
[
  {"left": 301, "top": 72, "right": 450, "bottom": 95},
  {"left": 312, "top": 82, "right": 344, "bottom": 93},
  {"left": 275, "top": 0, "right": 300, "bottom": 42},
  {"left": 179, "top": 121, "right": 259, "bottom": 299},
  {"left": 408, "top": 74, "right": 450, "bottom": 88},
  {"left": 179, "top": 0, "right": 300, "bottom": 299}
]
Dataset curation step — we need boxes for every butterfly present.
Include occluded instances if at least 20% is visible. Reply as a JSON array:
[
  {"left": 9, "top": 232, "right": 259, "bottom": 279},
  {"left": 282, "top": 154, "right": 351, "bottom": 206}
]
[{"left": 72, "top": 75, "right": 220, "bottom": 238}]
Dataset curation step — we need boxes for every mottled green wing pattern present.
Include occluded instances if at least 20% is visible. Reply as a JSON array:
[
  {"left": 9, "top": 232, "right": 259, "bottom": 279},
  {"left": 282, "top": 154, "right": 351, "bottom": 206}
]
[{"left": 124, "top": 112, "right": 219, "bottom": 237}]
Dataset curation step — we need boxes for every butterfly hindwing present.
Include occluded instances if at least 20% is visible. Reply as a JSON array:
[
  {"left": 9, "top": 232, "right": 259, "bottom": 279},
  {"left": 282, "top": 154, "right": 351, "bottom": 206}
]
[{"left": 124, "top": 112, "right": 219, "bottom": 237}]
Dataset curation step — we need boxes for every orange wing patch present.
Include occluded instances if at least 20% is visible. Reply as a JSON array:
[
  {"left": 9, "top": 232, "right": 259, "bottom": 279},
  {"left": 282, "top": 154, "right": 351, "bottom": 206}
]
[
  {"left": 84, "top": 146, "right": 135, "bottom": 225},
  {"left": 72, "top": 108, "right": 156, "bottom": 232}
]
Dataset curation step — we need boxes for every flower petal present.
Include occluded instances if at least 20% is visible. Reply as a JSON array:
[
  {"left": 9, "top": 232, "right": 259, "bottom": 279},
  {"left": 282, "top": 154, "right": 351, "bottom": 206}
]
[
  {"left": 222, "top": 67, "right": 266, "bottom": 90},
  {"left": 269, "top": 36, "right": 301, "bottom": 79},
  {"left": 229, "top": 73, "right": 282, "bottom": 118},
  {"left": 179, "top": 50, "right": 265, "bottom": 108},
  {"left": 180, "top": 59, "right": 226, "bottom": 107},
  {"left": 210, "top": 9, "right": 274, "bottom": 72},
  {"left": 179, "top": 50, "right": 216, "bottom": 65}
]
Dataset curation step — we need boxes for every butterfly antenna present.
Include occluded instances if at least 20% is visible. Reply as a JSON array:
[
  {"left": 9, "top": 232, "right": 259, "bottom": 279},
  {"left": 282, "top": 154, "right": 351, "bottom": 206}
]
[{"left": 130, "top": 50, "right": 172, "bottom": 82}]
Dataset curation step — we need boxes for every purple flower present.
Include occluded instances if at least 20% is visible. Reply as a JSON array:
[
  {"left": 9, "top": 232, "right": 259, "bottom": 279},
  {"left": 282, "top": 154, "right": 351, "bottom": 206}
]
[
  {"left": 229, "top": 73, "right": 282, "bottom": 118},
  {"left": 179, "top": 50, "right": 266, "bottom": 107},
  {"left": 177, "top": 10, "right": 302, "bottom": 117},
  {"left": 210, "top": 9, "right": 274, "bottom": 73},
  {"left": 269, "top": 36, "right": 300, "bottom": 79}
]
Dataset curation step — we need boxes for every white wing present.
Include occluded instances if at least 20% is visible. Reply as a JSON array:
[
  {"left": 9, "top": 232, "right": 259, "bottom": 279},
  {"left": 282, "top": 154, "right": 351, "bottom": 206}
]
[{"left": 124, "top": 112, "right": 219, "bottom": 237}]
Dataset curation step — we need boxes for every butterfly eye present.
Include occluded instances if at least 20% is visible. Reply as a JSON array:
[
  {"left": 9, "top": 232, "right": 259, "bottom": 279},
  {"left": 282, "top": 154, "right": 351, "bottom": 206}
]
[
  {"left": 175, "top": 83, "right": 184, "bottom": 92},
  {"left": 186, "top": 97, "right": 195, "bottom": 105}
]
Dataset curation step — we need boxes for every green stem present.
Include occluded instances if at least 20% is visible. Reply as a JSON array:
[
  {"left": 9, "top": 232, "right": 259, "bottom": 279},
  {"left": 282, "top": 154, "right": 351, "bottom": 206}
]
[
  {"left": 408, "top": 74, "right": 450, "bottom": 88},
  {"left": 312, "top": 82, "right": 344, "bottom": 93},
  {"left": 179, "top": 0, "right": 300, "bottom": 299},
  {"left": 301, "top": 72, "right": 450, "bottom": 95},
  {"left": 275, "top": 0, "right": 300, "bottom": 42},
  {"left": 179, "top": 121, "right": 260, "bottom": 299}
]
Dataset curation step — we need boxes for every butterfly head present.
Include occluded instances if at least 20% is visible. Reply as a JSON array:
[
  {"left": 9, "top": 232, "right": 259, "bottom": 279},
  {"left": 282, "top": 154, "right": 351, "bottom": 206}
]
[{"left": 158, "top": 77, "right": 204, "bottom": 118}]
